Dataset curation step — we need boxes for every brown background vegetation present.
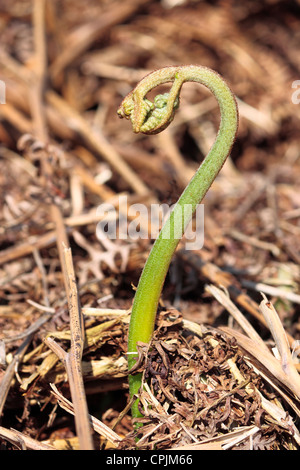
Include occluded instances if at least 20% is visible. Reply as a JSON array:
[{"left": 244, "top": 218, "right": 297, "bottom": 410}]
[{"left": 0, "top": 0, "right": 300, "bottom": 450}]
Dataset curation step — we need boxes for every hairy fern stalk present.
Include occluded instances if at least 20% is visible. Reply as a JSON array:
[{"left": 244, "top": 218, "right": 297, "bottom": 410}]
[{"left": 118, "top": 65, "right": 239, "bottom": 418}]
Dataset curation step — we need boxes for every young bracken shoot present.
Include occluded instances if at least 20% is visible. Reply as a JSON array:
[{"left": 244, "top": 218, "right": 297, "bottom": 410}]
[{"left": 118, "top": 65, "right": 239, "bottom": 418}]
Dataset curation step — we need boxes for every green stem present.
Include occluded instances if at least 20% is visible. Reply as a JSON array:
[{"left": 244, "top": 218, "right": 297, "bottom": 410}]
[{"left": 118, "top": 65, "right": 239, "bottom": 418}]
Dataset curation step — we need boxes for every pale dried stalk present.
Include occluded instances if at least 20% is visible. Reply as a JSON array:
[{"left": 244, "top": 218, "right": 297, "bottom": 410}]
[
  {"left": 226, "top": 229, "right": 280, "bottom": 257},
  {"left": 221, "top": 426, "right": 260, "bottom": 450},
  {"left": 243, "top": 280, "right": 300, "bottom": 305},
  {"left": 205, "top": 284, "right": 270, "bottom": 355},
  {"left": 45, "top": 246, "right": 94, "bottom": 450},
  {"left": 46, "top": 90, "right": 149, "bottom": 196},
  {"left": 172, "top": 425, "right": 259, "bottom": 451},
  {"left": 26, "top": 299, "right": 55, "bottom": 313},
  {"left": 31, "top": 0, "right": 48, "bottom": 141},
  {"left": 50, "top": 384, "right": 121, "bottom": 447},
  {"left": 258, "top": 391, "right": 300, "bottom": 445},
  {"left": 0, "top": 103, "right": 32, "bottom": 133},
  {"left": 259, "top": 295, "right": 300, "bottom": 396},
  {"left": 61, "top": 245, "right": 94, "bottom": 450},
  {"left": 221, "top": 326, "right": 300, "bottom": 401},
  {"left": 0, "top": 335, "right": 32, "bottom": 417},
  {"left": 0, "top": 426, "right": 55, "bottom": 450},
  {"left": 82, "top": 307, "right": 130, "bottom": 317},
  {"left": 226, "top": 351, "right": 300, "bottom": 441},
  {"left": 0, "top": 230, "right": 58, "bottom": 266},
  {"left": 179, "top": 249, "right": 297, "bottom": 347}
]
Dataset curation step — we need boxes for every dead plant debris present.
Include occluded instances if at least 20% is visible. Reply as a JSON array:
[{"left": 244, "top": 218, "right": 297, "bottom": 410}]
[
  {"left": 117, "top": 311, "right": 300, "bottom": 450},
  {"left": 0, "top": 0, "right": 300, "bottom": 450}
]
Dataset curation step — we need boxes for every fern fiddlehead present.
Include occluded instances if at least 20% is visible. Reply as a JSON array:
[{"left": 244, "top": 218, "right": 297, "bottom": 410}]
[{"left": 118, "top": 65, "right": 239, "bottom": 418}]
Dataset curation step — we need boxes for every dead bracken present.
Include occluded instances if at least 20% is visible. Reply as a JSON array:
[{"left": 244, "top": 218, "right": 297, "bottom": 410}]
[
  {"left": 0, "top": 0, "right": 300, "bottom": 451},
  {"left": 117, "top": 311, "right": 299, "bottom": 450}
]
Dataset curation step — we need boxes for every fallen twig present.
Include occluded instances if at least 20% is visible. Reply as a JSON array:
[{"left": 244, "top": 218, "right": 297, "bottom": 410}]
[
  {"left": 45, "top": 245, "right": 94, "bottom": 450},
  {"left": 259, "top": 294, "right": 300, "bottom": 396}
]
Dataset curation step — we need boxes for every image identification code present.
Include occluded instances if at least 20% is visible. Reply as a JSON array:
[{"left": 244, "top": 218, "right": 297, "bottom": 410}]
[{"left": 106, "top": 454, "right": 193, "bottom": 467}]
